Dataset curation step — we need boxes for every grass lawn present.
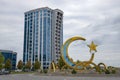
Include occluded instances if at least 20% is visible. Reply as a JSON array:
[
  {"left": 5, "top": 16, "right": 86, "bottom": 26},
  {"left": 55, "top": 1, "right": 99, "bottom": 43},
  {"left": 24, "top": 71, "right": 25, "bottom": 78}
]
[{"left": 11, "top": 71, "right": 35, "bottom": 74}]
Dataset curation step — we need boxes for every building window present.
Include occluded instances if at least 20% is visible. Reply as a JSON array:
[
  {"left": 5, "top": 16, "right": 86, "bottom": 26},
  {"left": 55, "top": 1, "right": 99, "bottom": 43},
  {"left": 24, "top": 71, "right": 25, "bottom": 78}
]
[
  {"left": 43, "top": 63, "right": 46, "bottom": 65},
  {"left": 56, "top": 20, "right": 58, "bottom": 22},
  {"left": 56, "top": 23, "right": 58, "bottom": 25},
  {"left": 56, "top": 59, "right": 59, "bottom": 61},
  {"left": 44, "top": 9, "right": 47, "bottom": 13},
  {"left": 57, "top": 12, "right": 59, "bottom": 15}
]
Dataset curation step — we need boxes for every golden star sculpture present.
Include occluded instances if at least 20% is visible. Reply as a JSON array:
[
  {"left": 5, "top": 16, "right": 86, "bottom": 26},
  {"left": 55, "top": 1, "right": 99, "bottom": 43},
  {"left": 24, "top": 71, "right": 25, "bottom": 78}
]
[{"left": 87, "top": 41, "right": 98, "bottom": 53}]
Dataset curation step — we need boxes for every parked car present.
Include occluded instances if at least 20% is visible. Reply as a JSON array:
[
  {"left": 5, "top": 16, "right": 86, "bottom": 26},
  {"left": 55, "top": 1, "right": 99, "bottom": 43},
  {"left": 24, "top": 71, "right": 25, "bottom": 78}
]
[
  {"left": 0, "top": 71, "right": 4, "bottom": 75},
  {"left": 3, "top": 70, "right": 10, "bottom": 74},
  {"left": 0, "top": 70, "right": 10, "bottom": 75}
]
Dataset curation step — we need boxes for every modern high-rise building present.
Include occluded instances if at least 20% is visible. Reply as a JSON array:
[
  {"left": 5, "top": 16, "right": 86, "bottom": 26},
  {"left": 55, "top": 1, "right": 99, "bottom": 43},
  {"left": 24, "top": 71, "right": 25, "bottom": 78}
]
[{"left": 23, "top": 7, "right": 63, "bottom": 69}]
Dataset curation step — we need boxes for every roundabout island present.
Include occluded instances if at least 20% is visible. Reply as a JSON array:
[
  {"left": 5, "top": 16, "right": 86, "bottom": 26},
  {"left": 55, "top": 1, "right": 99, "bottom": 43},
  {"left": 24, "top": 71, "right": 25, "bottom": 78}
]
[{"left": 50, "top": 36, "right": 116, "bottom": 74}]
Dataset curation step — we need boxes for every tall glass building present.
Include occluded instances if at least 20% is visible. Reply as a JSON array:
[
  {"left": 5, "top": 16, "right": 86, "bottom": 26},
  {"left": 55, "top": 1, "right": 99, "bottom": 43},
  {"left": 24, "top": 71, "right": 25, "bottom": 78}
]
[{"left": 23, "top": 7, "right": 63, "bottom": 69}]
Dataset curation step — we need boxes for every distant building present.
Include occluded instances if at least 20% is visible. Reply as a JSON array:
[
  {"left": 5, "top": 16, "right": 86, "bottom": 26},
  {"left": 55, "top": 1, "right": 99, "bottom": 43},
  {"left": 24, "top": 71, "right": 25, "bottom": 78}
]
[
  {"left": 23, "top": 7, "right": 63, "bottom": 69},
  {"left": 0, "top": 50, "right": 17, "bottom": 70}
]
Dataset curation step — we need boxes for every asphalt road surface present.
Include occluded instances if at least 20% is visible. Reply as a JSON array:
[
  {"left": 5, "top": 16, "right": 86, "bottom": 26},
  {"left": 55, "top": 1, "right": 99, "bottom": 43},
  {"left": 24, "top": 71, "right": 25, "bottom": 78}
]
[{"left": 0, "top": 74, "right": 120, "bottom": 80}]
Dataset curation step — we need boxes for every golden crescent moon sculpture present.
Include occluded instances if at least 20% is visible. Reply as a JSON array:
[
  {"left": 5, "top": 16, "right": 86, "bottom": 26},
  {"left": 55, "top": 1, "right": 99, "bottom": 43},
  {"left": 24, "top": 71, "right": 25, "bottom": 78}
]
[{"left": 61, "top": 36, "right": 97, "bottom": 70}]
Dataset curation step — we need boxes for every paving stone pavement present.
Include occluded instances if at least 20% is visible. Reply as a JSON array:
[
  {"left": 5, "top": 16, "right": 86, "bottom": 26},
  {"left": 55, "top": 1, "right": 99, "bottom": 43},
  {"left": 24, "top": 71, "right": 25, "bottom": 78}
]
[{"left": 0, "top": 74, "right": 120, "bottom": 80}]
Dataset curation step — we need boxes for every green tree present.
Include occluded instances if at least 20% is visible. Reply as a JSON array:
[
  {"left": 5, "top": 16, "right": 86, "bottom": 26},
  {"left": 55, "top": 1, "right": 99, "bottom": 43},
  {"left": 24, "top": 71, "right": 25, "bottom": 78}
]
[
  {"left": 4, "top": 59, "right": 12, "bottom": 70},
  {"left": 17, "top": 60, "right": 23, "bottom": 69},
  {"left": 0, "top": 64, "right": 3, "bottom": 70},
  {"left": 0, "top": 52, "right": 4, "bottom": 64},
  {"left": 34, "top": 60, "right": 40, "bottom": 70},
  {"left": 0, "top": 53, "right": 5, "bottom": 70},
  {"left": 25, "top": 60, "right": 31, "bottom": 70},
  {"left": 76, "top": 60, "right": 80, "bottom": 64},
  {"left": 58, "top": 56, "right": 65, "bottom": 70}
]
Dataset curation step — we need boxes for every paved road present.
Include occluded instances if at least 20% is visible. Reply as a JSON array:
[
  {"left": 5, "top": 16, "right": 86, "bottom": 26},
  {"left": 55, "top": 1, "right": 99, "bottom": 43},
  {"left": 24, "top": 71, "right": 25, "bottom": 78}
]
[{"left": 0, "top": 74, "right": 120, "bottom": 80}]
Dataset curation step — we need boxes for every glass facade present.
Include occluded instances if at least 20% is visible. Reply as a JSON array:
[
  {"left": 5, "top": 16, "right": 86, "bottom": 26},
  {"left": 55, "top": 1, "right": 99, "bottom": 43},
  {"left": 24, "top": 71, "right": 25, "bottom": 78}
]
[
  {"left": 0, "top": 50, "right": 17, "bottom": 70},
  {"left": 23, "top": 7, "right": 63, "bottom": 69}
]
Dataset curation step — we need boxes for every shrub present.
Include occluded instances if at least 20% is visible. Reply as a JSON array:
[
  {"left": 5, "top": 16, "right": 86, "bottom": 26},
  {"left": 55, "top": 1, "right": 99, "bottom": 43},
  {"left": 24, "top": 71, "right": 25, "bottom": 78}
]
[
  {"left": 40, "top": 70, "right": 43, "bottom": 73},
  {"left": 43, "top": 69, "right": 48, "bottom": 74},
  {"left": 22, "top": 66, "right": 25, "bottom": 71},
  {"left": 71, "top": 69, "right": 77, "bottom": 74},
  {"left": 31, "top": 67, "right": 35, "bottom": 71},
  {"left": 99, "top": 70, "right": 102, "bottom": 74},
  {"left": 105, "top": 69, "right": 110, "bottom": 74},
  {"left": 111, "top": 69, "right": 116, "bottom": 74}
]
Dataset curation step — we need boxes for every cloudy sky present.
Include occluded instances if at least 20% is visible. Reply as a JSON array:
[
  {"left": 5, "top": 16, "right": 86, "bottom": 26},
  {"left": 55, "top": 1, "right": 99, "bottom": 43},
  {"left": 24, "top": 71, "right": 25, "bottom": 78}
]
[{"left": 0, "top": 0, "right": 120, "bottom": 67}]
